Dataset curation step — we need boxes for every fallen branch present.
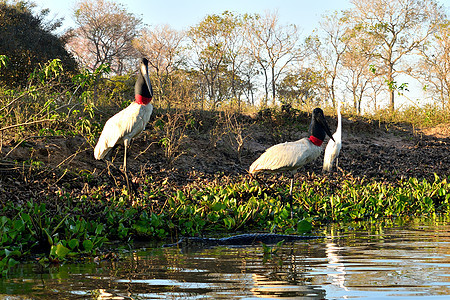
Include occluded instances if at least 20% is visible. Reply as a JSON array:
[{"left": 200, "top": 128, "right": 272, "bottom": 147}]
[{"left": 0, "top": 119, "right": 57, "bottom": 132}]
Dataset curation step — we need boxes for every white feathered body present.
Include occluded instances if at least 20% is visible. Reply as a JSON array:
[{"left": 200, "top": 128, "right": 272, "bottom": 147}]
[
  {"left": 249, "top": 138, "right": 323, "bottom": 174},
  {"left": 322, "top": 132, "right": 341, "bottom": 172},
  {"left": 323, "top": 108, "right": 342, "bottom": 172},
  {"left": 94, "top": 102, "right": 153, "bottom": 160}
]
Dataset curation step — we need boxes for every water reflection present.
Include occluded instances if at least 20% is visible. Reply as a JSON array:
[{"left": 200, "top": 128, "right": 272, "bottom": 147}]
[
  {"left": 1, "top": 217, "right": 450, "bottom": 299},
  {"left": 93, "top": 289, "right": 125, "bottom": 300},
  {"left": 325, "top": 241, "right": 348, "bottom": 292},
  {"left": 250, "top": 273, "right": 326, "bottom": 298}
]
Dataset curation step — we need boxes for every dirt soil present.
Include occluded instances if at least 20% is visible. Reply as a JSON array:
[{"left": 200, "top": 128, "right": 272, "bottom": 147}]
[{"left": 1, "top": 111, "right": 449, "bottom": 203}]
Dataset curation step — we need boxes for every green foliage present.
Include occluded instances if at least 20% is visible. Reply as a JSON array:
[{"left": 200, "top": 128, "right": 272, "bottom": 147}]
[
  {"left": 0, "top": 55, "right": 9, "bottom": 69},
  {"left": 0, "top": 200, "right": 109, "bottom": 276},
  {"left": 0, "top": 60, "right": 112, "bottom": 144},
  {"left": 72, "top": 64, "right": 111, "bottom": 89},
  {"left": 0, "top": 1, "right": 77, "bottom": 87},
  {"left": 256, "top": 105, "right": 309, "bottom": 143},
  {"left": 1, "top": 171, "right": 449, "bottom": 276},
  {"left": 276, "top": 69, "right": 322, "bottom": 106}
]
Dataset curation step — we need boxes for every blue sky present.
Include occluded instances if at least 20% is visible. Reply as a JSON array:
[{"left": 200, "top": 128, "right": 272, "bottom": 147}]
[{"left": 35, "top": 0, "right": 354, "bottom": 35}]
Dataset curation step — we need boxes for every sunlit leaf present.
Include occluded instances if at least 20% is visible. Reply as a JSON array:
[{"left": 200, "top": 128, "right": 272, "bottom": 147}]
[{"left": 55, "top": 244, "right": 70, "bottom": 258}]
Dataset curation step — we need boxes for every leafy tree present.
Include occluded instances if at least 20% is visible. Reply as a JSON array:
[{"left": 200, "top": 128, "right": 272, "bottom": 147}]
[
  {"left": 220, "top": 12, "right": 248, "bottom": 111},
  {"left": 0, "top": 0, "right": 77, "bottom": 87},
  {"left": 187, "top": 12, "right": 236, "bottom": 109},
  {"left": 187, "top": 11, "right": 255, "bottom": 111},
  {"left": 277, "top": 69, "right": 322, "bottom": 107}
]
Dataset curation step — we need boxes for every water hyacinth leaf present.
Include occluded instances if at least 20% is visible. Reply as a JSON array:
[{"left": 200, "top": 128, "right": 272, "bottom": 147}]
[
  {"left": 95, "top": 224, "right": 104, "bottom": 235},
  {"left": 68, "top": 239, "right": 79, "bottom": 250},
  {"left": 55, "top": 244, "right": 70, "bottom": 258},
  {"left": 158, "top": 229, "right": 166, "bottom": 237},
  {"left": 4, "top": 249, "right": 12, "bottom": 258},
  {"left": 0, "top": 216, "right": 8, "bottom": 227},
  {"left": 297, "top": 219, "right": 312, "bottom": 233},
  {"left": 5, "top": 249, "right": 21, "bottom": 258},
  {"left": 150, "top": 214, "right": 161, "bottom": 227},
  {"left": 20, "top": 213, "right": 31, "bottom": 225},
  {"left": 212, "top": 202, "right": 225, "bottom": 211},
  {"left": 7, "top": 257, "right": 18, "bottom": 268},
  {"left": 12, "top": 219, "right": 24, "bottom": 231},
  {"left": 83, "top": 240, "right": 94, "bottom": 252},
  {"left": 133, "top": 221, "right": 151, "bottom": 235},
  {"left": 280, "top": 208, "right": 290, "bottom": 219}
]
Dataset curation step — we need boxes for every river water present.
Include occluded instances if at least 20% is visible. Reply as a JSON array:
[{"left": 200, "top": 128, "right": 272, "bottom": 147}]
[{"left": 1, "top": 217, "right": 449, "bottom": 299}]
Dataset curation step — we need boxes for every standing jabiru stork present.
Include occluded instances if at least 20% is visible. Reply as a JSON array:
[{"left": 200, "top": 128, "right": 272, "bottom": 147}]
[
  {"left": 94, "top": 57, "right": 153, "bottom": 191},
  {"left": 323, "top": 102, "right": 342, "bottom": 172},
  {"left": 249, "top": 108, "right": 335, "bottom": 218}
]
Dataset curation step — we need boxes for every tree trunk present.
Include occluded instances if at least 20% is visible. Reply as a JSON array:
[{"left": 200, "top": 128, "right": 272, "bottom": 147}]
[
  {"left": 388, "top": 62, "right": 395, "bottom": 112},
  {"left": 330, "top": 75, "right": 336, "bottom": 109},
  {"left": 271, "top": 66, "right": 276, "bottom": 106},
  {"left": 389, "top": 89, "right": 395, "bottom": 112}
]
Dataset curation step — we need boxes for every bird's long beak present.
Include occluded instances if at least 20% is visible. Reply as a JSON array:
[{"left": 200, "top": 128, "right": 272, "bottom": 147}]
[
  {"left": 319, "top": 114, "right": 335, "bottom": 142},
  {"left": 140, "top": 63, "right": 153, "bottom": 98}
]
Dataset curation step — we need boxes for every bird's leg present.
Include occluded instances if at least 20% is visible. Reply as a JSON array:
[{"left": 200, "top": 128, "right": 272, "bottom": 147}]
[
  {"left": 289, "top": 175, "right": 294, "bottom": 219},
  {"left": 123, "top": 141, "right": 128, "bottom": 173},
  {"left": 336, "top": 158, "right": 345, "bottom": 173},
  {"left": 123, "top": 142, "right": 132, "bottom": 199},
  {"left": 289, "top": 177, "right": 294, "bottom": 196}
]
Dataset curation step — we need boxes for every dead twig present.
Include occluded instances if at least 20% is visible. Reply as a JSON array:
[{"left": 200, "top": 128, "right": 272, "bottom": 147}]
[{"left": 0, "top": 119, "right": 57, "bottom": 132}]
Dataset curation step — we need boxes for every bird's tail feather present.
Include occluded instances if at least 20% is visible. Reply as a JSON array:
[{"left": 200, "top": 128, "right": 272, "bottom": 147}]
[
  {"left": 248, "top": 160, "right": 260, "bottom": 174},
  {"left": 94, "top": 139, "right": 110, "bottom": 160}
]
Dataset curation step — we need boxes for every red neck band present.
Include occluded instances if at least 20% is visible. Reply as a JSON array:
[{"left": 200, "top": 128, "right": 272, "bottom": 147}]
[
  {"left": 309, "top": 135, "right": 323, "bottom": 147},
  {"left": 135, "top": 94, "right": 152, "bottom": 105}
]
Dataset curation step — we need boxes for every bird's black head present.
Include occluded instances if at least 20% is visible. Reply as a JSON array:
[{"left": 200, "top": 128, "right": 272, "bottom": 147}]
[
  {"left": 309, "top": 107, "right": 335, "bottom": 142},
  {"left": 135, "top": 58, "right": 153, "bottom": 103}
]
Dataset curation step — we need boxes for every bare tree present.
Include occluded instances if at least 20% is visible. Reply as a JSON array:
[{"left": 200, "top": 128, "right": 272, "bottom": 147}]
[
  {"left": 67, "top": 0, "right": 142, "bottom": 74},
  {"left": 341, "top": 18, "right": 378, "bottom": 114},
  {"left": 306, "top": 11, "right": 349, "bottom": 109},
  {"left": 223, "top": 13, "right": 248, "bottom": 112},
  {"left": 417, "top": 20, "right": 450, "bottom": 109},
  {"left": 367, "top": 76, "right": 385, "bottom": 112},
  {"left": 239, "top": 57, "right": 259, "bottom": 107},
  {"left": 350, "top": 0, "right": 445, "bottom": 112},
  {"left": 246, "top": 10, "right": 301, "bottom": 106}
]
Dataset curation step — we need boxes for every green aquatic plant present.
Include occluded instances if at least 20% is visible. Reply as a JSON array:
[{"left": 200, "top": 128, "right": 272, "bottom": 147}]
[{"left": 1, "top": 173, "right": 449, "bottom": 277}]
